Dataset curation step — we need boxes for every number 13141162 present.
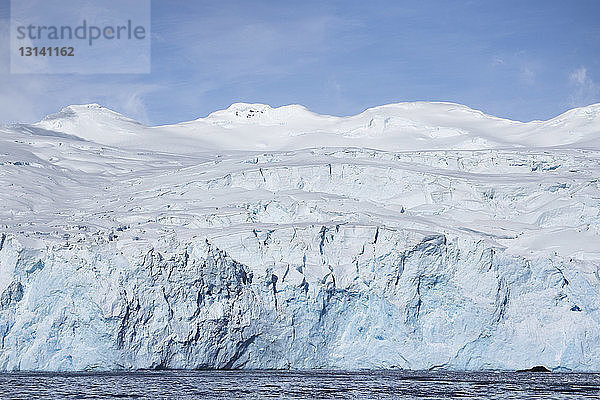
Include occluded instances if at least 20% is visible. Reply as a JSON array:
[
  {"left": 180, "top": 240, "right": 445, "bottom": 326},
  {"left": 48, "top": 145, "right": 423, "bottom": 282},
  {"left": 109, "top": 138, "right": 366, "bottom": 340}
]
[{"left": 19, "top": 47, "right": 74, "bottom": 56}]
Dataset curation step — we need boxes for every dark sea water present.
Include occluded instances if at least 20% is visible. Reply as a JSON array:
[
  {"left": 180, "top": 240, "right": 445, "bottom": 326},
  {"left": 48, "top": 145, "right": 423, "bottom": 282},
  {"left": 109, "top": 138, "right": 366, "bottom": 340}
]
[{"left": 1, "top": 370, "right": 599, "bottom": 399}]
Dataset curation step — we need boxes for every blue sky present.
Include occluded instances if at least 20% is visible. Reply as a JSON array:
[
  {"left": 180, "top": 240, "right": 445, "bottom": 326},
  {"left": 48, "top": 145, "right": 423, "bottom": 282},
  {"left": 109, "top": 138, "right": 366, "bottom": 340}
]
[{"left": 1, "top": 0, "right": 599, "bottom": 124}]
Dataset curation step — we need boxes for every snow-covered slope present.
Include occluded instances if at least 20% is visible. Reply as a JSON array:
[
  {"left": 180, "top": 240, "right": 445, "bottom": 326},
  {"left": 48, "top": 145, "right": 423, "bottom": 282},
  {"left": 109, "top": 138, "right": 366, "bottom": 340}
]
[
  {"left": 27, "top": 101, "right": 600, "bottom": 152},
  {"left": 1, "top": 102, "right": 599, "bottom": 371}
]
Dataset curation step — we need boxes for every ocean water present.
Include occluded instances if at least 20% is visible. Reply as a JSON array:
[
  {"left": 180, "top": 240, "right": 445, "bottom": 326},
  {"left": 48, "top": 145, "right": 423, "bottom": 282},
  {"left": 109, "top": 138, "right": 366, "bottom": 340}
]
[{"left": 1, "top": 370, "right": 599, "bottom": 399}]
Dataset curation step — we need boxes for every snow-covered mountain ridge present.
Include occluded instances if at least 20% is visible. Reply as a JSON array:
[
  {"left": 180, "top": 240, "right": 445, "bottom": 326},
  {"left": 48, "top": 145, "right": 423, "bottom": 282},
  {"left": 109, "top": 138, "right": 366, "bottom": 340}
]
[
  {"left": 1, "top": 102, "right": 600, "bottom": 371},
  {"left": 30, "top": 101, "right": 600, "bottom": 152}
]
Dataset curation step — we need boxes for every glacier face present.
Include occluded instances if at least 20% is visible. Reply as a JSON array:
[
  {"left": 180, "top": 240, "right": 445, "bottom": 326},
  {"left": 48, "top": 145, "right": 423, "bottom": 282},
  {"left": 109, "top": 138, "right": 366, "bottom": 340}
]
[{"left": 1, "top": 102, "right": 600, "bottom": 371}]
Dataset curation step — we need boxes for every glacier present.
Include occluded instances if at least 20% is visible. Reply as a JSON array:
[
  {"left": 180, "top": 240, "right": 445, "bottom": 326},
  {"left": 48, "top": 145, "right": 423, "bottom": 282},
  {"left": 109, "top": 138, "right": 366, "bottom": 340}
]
[{"left": 1, "top": 102, "right": 600, "bottom": 371}]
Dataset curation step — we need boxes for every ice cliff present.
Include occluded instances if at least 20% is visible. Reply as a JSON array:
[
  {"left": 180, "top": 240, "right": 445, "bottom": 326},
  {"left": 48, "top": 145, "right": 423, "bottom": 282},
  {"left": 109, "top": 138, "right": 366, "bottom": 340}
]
[{"left": 1, "top": 102, "right": 600, "bottom": 371}]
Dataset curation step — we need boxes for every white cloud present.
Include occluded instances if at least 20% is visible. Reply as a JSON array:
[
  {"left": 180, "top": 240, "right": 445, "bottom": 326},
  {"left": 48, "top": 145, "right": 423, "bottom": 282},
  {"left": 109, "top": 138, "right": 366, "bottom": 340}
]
[
  {"left": 491, "top": 52, "right": 537, "bottom": 86},
  {"left": 568, "top": 66, "right": 599, "bottom": 107},
  {"left": 519, "top": 66, "right": 535, "bottom": 85},
  {"left": 570, "top": 67, "right": 588, "bottom": 86}
]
